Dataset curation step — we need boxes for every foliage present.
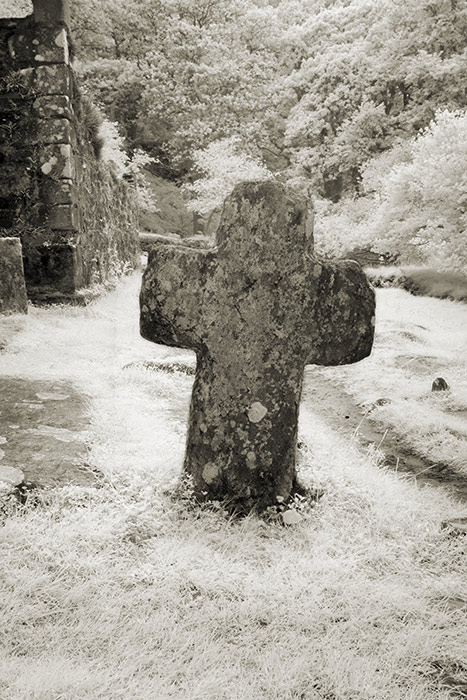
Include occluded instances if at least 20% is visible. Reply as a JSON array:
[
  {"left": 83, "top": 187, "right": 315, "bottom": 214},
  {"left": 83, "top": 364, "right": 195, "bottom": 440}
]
[
  {"left": 99, "top": 120, "right": 159, "bottom": 214},
  {"left": 185, "top": 137, "right": 272, "bottom": 215},
  {"left": 313, "top": 194, "right": 372, "bottom": 258},
  {"left": 74, "top": 57, "right": 147, "bottom": 155},
  {"left": 314, "top": 110, "right": 467, "bottom": 272},
  {"left": 366, "top": 266, "right": 467, "bottom": 303},
  {"left": 71, "top": 0, "right": 283, "bottom": 178},
  {"left": 282, "top": 0, "right": 467, "bottom": 196},
  {"left": 77, "top": 94, "right": 105, "bottom": 158},
  {"left": 70, "top": 0, "right": 467, "bottom": 196},
  {"left": 69, "top": 0, "right": 467, "bottom": 265},
  {"left": 361, "top": 110, "right": 467, "bottom": 271}
]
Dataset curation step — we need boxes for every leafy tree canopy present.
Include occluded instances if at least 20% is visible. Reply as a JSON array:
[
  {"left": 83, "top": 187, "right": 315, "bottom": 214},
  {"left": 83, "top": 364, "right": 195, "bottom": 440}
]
[
  {"left": 70, "top": 0, "right": 467, "bottom": 195},
  {"left": 69, "top": 0, "right": 467, "bottom": 268}
]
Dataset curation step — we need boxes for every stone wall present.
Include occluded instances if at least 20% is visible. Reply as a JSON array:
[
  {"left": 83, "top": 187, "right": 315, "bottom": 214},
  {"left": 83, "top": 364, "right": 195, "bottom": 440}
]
[{"left": 0, "top": 0, "right": 139, "bottom": 301}]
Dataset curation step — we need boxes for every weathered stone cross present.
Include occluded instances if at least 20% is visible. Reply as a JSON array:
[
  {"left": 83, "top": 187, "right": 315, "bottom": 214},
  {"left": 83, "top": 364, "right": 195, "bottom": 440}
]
[{"left": 140, "top": 182, "right": 375, "bottom": 512}]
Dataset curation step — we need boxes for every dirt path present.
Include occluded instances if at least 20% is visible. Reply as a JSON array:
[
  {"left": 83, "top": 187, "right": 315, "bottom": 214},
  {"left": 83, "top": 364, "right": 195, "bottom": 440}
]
[{"left": 302, "top": 367, "right": 467, "bottom": 503}]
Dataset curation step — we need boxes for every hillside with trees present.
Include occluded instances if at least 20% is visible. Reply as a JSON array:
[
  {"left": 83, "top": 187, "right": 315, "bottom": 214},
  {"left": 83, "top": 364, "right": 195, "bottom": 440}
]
[{"left": 67, "top": 0, "right": 467, "bottom": 270}]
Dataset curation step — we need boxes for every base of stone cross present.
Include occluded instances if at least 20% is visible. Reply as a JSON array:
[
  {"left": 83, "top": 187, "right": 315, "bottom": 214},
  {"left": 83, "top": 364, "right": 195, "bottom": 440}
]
[{"left": 0, "top": 378, "right": 98, "bottom": 489}]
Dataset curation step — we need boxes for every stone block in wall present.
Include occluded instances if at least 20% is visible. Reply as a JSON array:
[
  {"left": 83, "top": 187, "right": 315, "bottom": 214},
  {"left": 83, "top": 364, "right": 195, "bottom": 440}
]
[
  {"left": 0, "top": 237, "right": 28, "bottom": 314},
  {"left": 0, "top": 154, "right": 35, "bottom": 200},
  {"left": 32, "top": 95, "right": 73, "bottom": 120},
  {"left": 23, "top": 241, "right": 77, "bottom": 295},
  {"left": 17, "top": 64, "right": 72, "bottom": 97},
  {"left": 39, "top": 143, "right": 74, "bottom": 179},
  {"left": 40, "top": 178, "right": 76, "bottom": 205},
  {"left": 11, "top": 118, "right": 73, "bottom": 148},
  {"left": 25, "top": 117, "right": 73, "bottom": 145},
  {"left": 46, "top": 203, "right": 79, "bottom": 230},
  {"left": 34, "top": 64, "right": 72, "bottom": 96},
  {"left": 10, "top": 26, "right": 70, "bottom": 66}
]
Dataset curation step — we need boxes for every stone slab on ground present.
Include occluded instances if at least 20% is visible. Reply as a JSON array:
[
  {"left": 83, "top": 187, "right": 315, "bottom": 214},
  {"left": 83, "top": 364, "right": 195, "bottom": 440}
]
[
  {"left": 0, "top": 238, "right": 28, "bottom": 315},
  {"left": 0, "top": 377, "right": 97, "bottom": 487}
]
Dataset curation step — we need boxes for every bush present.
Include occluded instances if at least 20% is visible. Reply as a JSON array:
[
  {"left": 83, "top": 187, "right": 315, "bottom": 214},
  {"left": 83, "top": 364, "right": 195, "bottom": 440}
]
[
  {"left": 360, "top": 110, "right": 467, "bottom": 272},
  {"left": 315, "top": 111, "right": 467, "bottom": 273},
  {"left": 185, "top": 137, "right": 272, "bottom": 217},
  {"left": 78, "top": 95, "right": 105, "bottom": 159}
]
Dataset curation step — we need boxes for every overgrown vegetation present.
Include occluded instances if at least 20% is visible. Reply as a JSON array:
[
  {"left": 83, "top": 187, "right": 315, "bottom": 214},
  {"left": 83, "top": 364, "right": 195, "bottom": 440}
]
[
  {"left": 314, "top": 110, "right": 467, "bottom": 272},
  {"left": 367, "top": 267, "right": 467, "bottom": 303},
  {"left": 78, "top": 94, "right": 106, "bottom": 158},
  {"left": 64, "top": 0, "right": 467, "bottom": 269}
]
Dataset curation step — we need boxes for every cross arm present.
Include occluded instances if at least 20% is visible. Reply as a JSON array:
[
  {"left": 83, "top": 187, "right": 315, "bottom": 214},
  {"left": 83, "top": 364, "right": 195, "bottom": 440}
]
[
  {"left": 140, "top": 244, "right": 216, "bottom": 351},
  {"left": 306, "top": 259, "right": 375, "bottom": 366}
]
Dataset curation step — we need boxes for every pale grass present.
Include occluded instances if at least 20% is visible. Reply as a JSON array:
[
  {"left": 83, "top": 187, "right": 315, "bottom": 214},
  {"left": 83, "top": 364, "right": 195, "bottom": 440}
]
[
  {"left": 319, "top": 287, "right": 467, "bottom": 475},
  {"left": 0, "top": 0, "right": 32, "bottom": 18},
  {"left": 1, "top": 274, "right": 467, "bottom": 699}
]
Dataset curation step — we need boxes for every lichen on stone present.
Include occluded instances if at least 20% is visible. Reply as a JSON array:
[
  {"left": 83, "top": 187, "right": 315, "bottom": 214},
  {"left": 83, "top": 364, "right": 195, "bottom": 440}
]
[{"left": 140, "top": 181, "right": 375, "bottom": 512}]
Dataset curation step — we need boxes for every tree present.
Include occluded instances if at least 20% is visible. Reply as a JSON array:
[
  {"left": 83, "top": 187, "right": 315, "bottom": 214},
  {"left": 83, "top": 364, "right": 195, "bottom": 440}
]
[
  {"left": 361, "top": 110, "right": 467, "bottom": 271},
  {"left": 71, "top": 0, "right": 284, "bottom": 178},
  {"left": 185, "top": 137, "right": 272, "bottom": 217},
  {"left": 70, "top": 0, "right": 467, "bottom": 210},
  {"left": 282, "top": 0, "right": 467, "bottom": 198}
]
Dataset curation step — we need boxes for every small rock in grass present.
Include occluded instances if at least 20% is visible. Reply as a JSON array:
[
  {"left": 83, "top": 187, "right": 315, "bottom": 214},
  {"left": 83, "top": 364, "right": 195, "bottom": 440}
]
[
  {"left": 374, "top": 397, "right": 391, "bottom": 406},
  {"left": 281, "top": 509, "right": 303, "bottom": 525},
  {"left": 0, "top": 465, "right": 24, "bottom": 487},
  {"left": 432, "top": 377, "right": 449, "bottom": 392},
  {"left": 435, "top": 597, "right": 467, "bottom": 612}
]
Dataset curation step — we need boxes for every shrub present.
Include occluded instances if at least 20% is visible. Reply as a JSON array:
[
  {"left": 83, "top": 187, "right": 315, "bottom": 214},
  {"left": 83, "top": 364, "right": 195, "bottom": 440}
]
[
  {"left": 185, "top": 137, "right": 273, "bottom": 217},
  {"left": 360, "top": 110, "right": 467, "bottom": 272}
]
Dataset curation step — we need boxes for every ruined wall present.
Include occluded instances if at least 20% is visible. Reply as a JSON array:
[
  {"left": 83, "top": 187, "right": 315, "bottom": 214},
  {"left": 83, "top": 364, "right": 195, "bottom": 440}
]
[{"left": 0, "top": 0, "right": 139, "bottom": 300}]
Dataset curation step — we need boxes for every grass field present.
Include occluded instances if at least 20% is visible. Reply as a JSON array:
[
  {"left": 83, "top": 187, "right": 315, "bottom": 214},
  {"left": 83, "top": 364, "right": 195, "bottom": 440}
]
[
  {"left": 1, "top": 273, "right": 466, "bottom": 700},
  {"left": 321, "top": 288, "right": 467, "bottom": 478}
]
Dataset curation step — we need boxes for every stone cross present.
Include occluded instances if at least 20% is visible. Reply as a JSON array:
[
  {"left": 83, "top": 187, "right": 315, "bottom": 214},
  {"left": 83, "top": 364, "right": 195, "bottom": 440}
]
[{"left": 140, "top": 182, "right": 375, "bottom": 512}]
